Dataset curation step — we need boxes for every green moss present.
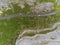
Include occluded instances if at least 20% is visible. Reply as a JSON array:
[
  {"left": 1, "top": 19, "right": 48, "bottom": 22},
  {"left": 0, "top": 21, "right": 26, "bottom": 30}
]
[
  {"left": 0, "top": 0, "right": 60, "bottom": 45},
  {"left": 39, "top": 26, "right": 57, "bottom": 34},
  {"left": 24, "top": 33, "right": 35, "bottom": 36}
]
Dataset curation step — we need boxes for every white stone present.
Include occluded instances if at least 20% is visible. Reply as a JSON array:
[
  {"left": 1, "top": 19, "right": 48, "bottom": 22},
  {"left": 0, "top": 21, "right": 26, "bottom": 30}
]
[
  {"left": 46, "top": 42, "right": 60, "bottom": 45},
  {"left": 26, "top": 0, "right": 36, "bottom": 6},
  {"left": 31, "top": 2, "right": 54, "bottom": 13},
  {"left": 15, "top": 22, "right": 60, "bottom": 45},
  {"left": 0, "top": 11, "right": 3, "bottom": 16},
  {"left": 18, "top": 4, "right": 25, "bottom": 9}
]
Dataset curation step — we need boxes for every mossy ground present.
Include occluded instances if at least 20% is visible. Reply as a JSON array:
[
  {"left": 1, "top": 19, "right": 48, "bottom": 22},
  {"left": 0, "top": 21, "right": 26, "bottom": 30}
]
[
  {"left": 0, "top": 0, "right": 60, "bottom": 45},
  {"left": 0, "top": 14, "right": 60, "bottom": 45}
]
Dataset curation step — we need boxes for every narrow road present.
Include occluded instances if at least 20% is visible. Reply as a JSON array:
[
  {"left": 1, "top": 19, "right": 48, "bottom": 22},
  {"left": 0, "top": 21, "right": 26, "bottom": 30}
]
[{"left": 0, "top": 11, "right": 60, "bottom": 20}]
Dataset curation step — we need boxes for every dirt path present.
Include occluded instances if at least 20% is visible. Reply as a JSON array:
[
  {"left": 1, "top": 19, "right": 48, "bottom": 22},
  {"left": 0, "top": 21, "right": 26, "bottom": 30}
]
[{"left": 0, "top": 11, "right": 60, "bottom": 20}]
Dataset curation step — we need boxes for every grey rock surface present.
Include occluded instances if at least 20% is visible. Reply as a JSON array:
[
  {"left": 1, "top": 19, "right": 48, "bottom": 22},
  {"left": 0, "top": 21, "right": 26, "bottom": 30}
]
[
  {"left": 15, "top": 22, "right": 60, "bottom": 45},
  {"left": 31, "top": 2, "right": 55, "bottom": 13}
]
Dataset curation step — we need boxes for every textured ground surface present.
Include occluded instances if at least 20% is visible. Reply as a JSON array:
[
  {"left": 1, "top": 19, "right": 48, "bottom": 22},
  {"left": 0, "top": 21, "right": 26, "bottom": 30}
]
[
  {"left": 15, "top": 22, "right": 60, "bottom": 45},
  {"left": 0, "top": 0, "right": 60, "bottom": 45}
]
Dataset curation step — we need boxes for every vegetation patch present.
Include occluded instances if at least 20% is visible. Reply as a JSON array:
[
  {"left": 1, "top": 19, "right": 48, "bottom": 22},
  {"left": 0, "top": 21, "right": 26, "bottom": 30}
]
[{"left": 0, "top": 0, "right": 60, "bottom": 45}]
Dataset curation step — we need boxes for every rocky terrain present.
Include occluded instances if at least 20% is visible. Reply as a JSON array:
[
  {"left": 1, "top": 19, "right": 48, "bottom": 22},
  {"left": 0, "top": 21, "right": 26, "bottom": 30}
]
[
  {"left": 0, "top": 0, "right": 59, "bottom": 45},
  {"left": 0, "top": 0, "right": 55, "bottom": 15},
  {"left": 31, "top": 2, "right": 55, "bottom": 14},
  {"left": 15, "top": 22, "right": 60, "bottom": 45}
]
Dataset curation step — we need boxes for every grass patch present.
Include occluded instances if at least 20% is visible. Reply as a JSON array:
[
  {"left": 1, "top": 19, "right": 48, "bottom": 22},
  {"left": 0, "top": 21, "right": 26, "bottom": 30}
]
[
  {"left": 23, "top": 32, "right": 35, "bottom": 36},
  {"left": 39, "top": 26, "right": 57, "bottom": 34},
  {"left": 0, "top": 14, "right": 60, "bottom": 45},
  {"left": 0, "top": 13, "right": 60, "bottom": 45},
  {"left": 0, "top": 1, "right": 60, "bottom": 45}
]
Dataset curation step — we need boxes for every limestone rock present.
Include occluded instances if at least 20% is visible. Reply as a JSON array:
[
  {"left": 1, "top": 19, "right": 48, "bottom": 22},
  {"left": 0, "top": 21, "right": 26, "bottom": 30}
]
[
  {"left": 15, "top": 24, "right": 60, "bottom": 45},
  {"left": 31, "top": 2, "right": 55, "bottom": 14}
]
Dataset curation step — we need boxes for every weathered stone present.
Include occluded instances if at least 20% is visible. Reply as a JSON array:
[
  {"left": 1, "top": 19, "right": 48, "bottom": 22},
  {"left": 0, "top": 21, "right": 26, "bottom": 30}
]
[
  {"left": 15, "top": 22, "right": 60, "bottom": 45},
  {"left": 31, "top": 2, "right": 55, "bottom": 14}
]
